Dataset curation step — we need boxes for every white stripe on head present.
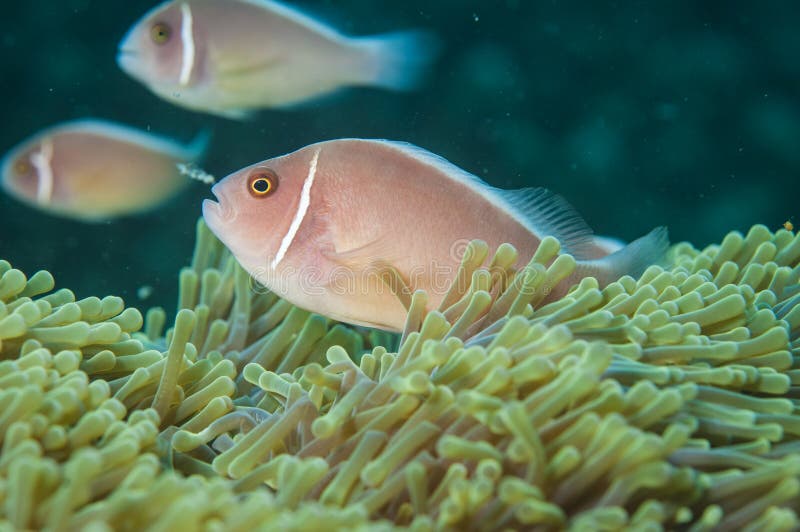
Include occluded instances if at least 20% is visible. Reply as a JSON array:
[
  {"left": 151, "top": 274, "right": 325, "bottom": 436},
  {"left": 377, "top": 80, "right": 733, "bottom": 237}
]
[
  {"left": 178, "top": 3, "right": 195, "bottom": 86},
  {"left": 30, "top": 139, "right": 54, "bottom": 205},
  {"left": 271, "top": 148, "right": 320, "bottom": 270}
]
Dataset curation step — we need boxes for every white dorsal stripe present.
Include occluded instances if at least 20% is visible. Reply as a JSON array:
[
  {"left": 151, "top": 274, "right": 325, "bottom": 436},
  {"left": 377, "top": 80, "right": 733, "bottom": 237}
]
[
  {"left": 271, "top": 148, "right": 320, "bottom": 269},
  {"left": 30, "top": 139, "right": 54, "bottom": 205},
  {"left": 179, "top": 3, "right": 195, "bottom": 86}
]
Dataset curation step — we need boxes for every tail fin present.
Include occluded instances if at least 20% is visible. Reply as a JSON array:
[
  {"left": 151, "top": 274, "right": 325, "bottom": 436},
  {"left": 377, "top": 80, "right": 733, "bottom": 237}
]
[
  {"left": 575, "top": 227, "right": 670, "bottom": 285},
  {"left": 354, "top": 30, "right": 441, "bottom": 91},
  {"left": 185, "top": 128, "right": 212, "bottom": 161}
]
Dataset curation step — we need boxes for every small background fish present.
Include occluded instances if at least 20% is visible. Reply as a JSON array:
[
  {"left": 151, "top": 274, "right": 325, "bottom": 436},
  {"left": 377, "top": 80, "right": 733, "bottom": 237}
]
[
  {"left": 1, "top": 119, "right": 208, "bottom": 221},
  {"left": 117, "top": 0, "right": 440, "bottom": 118}
]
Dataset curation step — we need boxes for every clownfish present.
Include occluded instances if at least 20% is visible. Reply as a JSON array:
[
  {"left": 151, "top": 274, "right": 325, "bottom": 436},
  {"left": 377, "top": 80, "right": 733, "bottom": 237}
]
[
  {"left": 1, "top": 119, "right": 207, "bottom": 221},
  {"left": 203, "top": 139, "right": 668, "bottom": 330},
  {"left": 117, "top": 0, "right": 438, "bottom": 119}
]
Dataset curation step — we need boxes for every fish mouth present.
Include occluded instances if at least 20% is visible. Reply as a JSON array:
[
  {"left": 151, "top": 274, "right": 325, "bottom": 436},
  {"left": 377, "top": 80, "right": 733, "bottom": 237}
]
[
  {"left": 202, "top": 186, "right": 236, "bottom": 230},
  {"left": 201, "top": 198, "right": 221, "bottom": 221},
  {"left": 117, "top": 47, "right": 138, "bottom": 57},
  {"left": 116, "top": 48, "right": 140, "bottom": 75}
]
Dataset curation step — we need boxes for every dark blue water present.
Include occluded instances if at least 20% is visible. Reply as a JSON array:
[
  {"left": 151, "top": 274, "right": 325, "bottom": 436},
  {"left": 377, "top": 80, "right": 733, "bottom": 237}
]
[{"left": 1, "top": 0, "right": 797, "bottom": 312}]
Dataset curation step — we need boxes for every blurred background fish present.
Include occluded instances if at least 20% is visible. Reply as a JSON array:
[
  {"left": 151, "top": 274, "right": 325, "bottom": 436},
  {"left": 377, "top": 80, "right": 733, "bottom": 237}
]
[
  {"left": 1, "top": 119, "right": 208, "bottom": 221},
  {"left": 117, "top": 0, "right": 440, "bottom": 118}
]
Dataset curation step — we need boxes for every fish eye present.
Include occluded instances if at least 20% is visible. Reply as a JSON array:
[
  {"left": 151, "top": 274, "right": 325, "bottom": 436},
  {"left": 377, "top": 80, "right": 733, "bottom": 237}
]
[
  {"left": 248, "top": 170, "right": 278, "bottom": 197},
  {"left": 150, "top": 22, "right": 172, "bottom": 44},
  {"left": 13, "top": 159, "right": 31, "bottom": 175}
]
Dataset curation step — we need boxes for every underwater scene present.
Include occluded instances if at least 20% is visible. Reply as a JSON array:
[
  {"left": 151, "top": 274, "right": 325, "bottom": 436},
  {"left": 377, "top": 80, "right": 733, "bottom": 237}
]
[{"left": 1, "top": 0, "right": 800, "bottom": 530}]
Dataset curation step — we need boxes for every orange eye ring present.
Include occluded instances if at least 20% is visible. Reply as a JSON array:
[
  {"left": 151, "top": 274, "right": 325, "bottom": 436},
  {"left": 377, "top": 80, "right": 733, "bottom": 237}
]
[
  {"left": 248, "top": 170, "right": 278, "bottom": 197},
  {"left": 150, "top": 22, "right": 171, "bottom": 44}
]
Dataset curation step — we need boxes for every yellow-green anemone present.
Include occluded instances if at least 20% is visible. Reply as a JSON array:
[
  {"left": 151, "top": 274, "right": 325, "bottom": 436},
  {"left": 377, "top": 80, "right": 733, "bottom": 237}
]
[{"left": 1, "top": 221, "right": 799, "bottom": 531}]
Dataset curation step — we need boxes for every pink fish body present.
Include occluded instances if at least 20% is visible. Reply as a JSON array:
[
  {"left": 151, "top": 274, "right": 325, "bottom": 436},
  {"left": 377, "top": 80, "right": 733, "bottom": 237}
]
[
  {"left": 1, "top": 119, "right": 206, "bottom": 221},
  {"left": 118, "top": 0, "right": 437, "bottom": 118},
  {"left": 203, "top": 139, "right": 667, "bottom": 331}
]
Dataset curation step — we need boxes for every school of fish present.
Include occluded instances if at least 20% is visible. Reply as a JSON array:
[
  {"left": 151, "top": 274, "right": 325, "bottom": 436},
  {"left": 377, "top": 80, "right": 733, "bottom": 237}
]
[{"left": 2, "top": 0, "right": 669, "bottom": 332}]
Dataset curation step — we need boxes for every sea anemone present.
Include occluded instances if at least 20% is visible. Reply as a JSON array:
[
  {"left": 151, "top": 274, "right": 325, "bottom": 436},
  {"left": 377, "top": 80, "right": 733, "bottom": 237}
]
[{"left": 0, "top": 221, "right": 799, "bottom": 530}]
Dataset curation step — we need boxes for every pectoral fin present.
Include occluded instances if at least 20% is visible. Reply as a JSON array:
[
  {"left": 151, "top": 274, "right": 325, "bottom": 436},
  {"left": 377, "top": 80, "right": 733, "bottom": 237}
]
[
  {"left": 217, "top": 59, "right": 279, "bottom": 80},
  {"left": 322, "top": 234, "right": 410, "bottom": 299},
  {"left": 208, "top": 58, "right": 282, "bottom": 119},
  {"left": 326, "top": 234, "right": 400, "bottom": 269}
]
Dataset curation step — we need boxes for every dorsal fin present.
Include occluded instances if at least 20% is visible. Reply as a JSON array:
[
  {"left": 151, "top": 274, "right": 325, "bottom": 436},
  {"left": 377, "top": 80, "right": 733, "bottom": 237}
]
[
  {"left": 494, "top": 187, "right": 595, "bottom": 258},
  {"left": 379, "top": 140, "right": 596, "bottom": 259}
]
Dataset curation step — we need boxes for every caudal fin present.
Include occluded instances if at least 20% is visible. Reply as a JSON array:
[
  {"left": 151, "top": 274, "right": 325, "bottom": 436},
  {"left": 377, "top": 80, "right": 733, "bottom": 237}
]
[
  {"left": 354, "top": 30, "right": 441, "bottom": 91},
  {"left": 574, "top": 227, "right": 670, "bottom": 285},
  {"left": 185, "top": 128, "right": 213, "bottom": 161}
]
